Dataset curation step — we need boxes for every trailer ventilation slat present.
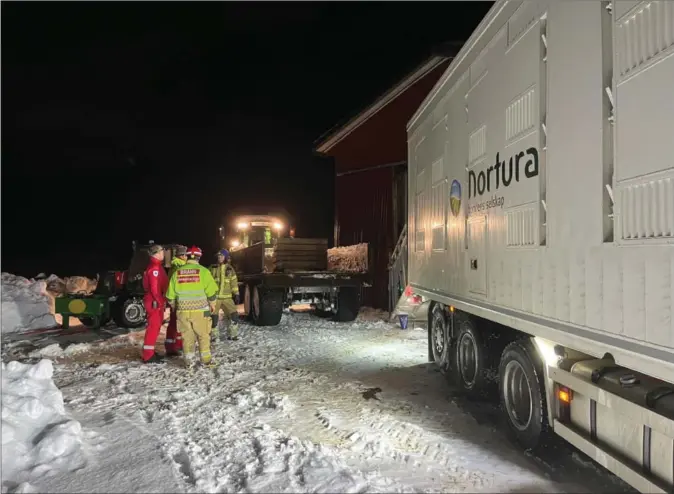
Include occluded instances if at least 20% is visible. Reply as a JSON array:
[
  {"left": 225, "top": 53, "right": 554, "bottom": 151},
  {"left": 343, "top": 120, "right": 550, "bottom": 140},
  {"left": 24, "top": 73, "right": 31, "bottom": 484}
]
[
  {"left": 615, "top": 1, "right": 674, "bottom": 81},
  {"left": 619, "top": 175, "right": 674, "bottom": 240}
]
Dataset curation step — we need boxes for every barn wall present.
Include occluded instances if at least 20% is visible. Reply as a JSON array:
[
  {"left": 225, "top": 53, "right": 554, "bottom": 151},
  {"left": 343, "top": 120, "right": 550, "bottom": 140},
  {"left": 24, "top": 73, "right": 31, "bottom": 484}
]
[
  {"left": 325, "top": 60, "right": 450, "bottom": 309},
  {"left": 335, "top": 167, "right": 393, "bottom": 309},
  {"left": 328, "top": 61, "right": 449, "bottom": 173}
]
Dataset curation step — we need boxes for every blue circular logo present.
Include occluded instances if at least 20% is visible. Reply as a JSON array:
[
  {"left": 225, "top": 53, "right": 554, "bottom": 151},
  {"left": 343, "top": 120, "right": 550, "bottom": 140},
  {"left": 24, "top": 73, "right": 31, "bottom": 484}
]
[{"left": 450, "top": 179, "right": 462, "bottom": 217}]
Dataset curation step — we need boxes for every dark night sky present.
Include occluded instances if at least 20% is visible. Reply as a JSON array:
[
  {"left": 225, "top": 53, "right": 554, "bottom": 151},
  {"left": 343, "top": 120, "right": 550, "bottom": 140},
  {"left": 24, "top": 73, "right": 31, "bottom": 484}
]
[{"left": 2, "top": 1, "right": 492, "bottom": 278}]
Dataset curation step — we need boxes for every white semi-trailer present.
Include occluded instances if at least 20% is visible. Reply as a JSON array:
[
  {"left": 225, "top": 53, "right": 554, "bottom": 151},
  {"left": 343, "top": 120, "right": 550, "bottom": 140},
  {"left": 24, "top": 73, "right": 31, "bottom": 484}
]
[{"left": 406, "top": 1, "right": 674, "bottom": 491}]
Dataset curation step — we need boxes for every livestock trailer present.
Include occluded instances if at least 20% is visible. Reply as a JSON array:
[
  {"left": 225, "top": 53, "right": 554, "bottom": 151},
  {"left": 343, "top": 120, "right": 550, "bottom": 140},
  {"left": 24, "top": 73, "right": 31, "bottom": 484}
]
[{"left": 407, "top": 1, "right": 674, "bottom": 492}]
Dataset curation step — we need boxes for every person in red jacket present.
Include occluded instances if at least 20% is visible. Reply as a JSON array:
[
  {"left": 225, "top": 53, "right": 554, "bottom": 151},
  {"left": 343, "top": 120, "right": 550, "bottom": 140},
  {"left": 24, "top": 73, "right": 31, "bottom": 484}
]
[{"left": 142, "top": 244, "right": 169, "bottom": 363}]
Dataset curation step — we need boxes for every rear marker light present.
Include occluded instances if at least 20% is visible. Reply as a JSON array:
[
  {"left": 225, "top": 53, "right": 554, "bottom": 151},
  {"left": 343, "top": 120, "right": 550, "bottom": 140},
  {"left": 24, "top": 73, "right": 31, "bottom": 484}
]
[{"left": 558, "top": 387, "right": 572, "bottom": 404}]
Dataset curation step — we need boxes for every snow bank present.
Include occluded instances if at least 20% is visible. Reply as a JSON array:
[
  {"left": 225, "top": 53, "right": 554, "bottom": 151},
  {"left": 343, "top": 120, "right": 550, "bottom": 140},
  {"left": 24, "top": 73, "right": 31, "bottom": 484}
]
[
  {"left": 1, "top": 360, "right": 86, "bottom": 487},
  {"left": 1, "top": 273, "right": 57, "bottom": 334},
  {"left": 328, "top": 243, "right": 368, "bottom": 273}
]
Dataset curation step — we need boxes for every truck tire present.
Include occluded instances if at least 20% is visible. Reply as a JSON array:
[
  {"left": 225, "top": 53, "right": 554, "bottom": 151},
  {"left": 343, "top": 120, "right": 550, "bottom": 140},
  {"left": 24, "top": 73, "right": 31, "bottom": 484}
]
[
  {"left": 251, "top": 286, "right": 283, "bottom": 326},
  {"left": 429, "top": 303, "right": 453, "bottom": 375},
  {"left": 499, "top": 339, "right": 548, "bottom": 451},
  {"left": 453, "top": 316, "right": 490, "bottom": 394},
  {"left": 112, "top": 295, "right": 146, "bottom": 329},
  {"left": 333, "top": 287, "right": 359, "bottom": 322},
  {"left": 243, "top": 284, "right": 253, "bottom": 321}
]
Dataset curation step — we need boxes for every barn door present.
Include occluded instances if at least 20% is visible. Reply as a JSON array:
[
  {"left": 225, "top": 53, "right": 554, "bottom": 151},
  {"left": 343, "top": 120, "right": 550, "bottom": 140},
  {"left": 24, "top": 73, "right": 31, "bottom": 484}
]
[{"left": 467, "top": 215, "right": 487, "bottom": 295}]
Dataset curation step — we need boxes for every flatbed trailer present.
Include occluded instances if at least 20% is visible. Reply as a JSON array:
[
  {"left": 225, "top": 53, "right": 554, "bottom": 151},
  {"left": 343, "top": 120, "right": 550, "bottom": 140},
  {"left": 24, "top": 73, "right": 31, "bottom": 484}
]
[
  {"left": 232, "top": 239, "right": 367, "bottom": 326},
  {"left": 406, "top": 1, "right": 674, "bottom": 492}
]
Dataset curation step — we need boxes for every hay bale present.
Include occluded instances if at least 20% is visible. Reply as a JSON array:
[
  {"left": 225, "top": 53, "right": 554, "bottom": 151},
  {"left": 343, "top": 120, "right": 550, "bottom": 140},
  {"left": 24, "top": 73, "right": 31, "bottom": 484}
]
[{"left": 327, "top": 243, "right": 368, "bottom": 273}]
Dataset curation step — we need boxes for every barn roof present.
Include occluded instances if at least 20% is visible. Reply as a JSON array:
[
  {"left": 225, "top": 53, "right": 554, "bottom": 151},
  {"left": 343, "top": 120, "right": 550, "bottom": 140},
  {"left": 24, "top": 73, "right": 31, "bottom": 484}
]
[{"left": 314, "top": 44, "right": 461, "bottom": 154}]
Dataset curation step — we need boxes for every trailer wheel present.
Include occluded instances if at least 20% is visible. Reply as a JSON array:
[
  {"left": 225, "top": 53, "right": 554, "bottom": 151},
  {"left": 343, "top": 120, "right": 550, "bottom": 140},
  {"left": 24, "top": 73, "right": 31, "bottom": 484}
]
[
  {"left": 499, "top": 339, "right": 548, "bottom": 450},
  {"left": 80, "top": 316, "right": 101, "bottom": 330},
  {"left": 243, "top": 284, "right": 254, "bottom": 321},
  {"left": 252, "top": 286, "right": 284, "bottom": 326},
  {"left": 80, "top": 312, "right": 110, "bottom": 330},
  {"left": 333, "top": 287, "right": 359, "bottom": 322},
  {"left": 112, "top": 295, "right": 146, "bottom": 329},
  {"left": 429, "top": 303, "right": 452, "bottom": 374},
  {"left": 454, "top": 317, "right": 489, "bottom": 394}
]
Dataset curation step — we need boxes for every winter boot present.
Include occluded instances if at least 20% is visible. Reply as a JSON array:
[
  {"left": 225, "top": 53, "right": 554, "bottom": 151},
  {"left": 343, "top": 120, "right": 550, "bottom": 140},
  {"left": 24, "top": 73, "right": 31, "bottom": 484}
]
[
  {"left": 165, "top": 350, "right": 182, "bottom": 358},
  {"left": 218, "top": 321, "right": 228, "bottom": 342},
  {"left": 201, "top": 359, "right": 218, "bottom": 369},
  {"left": 143, "top": 353, "right": 165, "bottom": 364},
  {"left": 227, "top": 319, "right": 239, "bottom": 341},
  {"left": 183, "top": 353, "right": 197, "bottom": 370}
]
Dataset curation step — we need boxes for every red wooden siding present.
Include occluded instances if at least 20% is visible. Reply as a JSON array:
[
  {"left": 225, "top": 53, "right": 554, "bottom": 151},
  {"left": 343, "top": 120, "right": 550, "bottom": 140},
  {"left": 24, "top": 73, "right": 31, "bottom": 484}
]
[
  {"left": 335, "top": 167, "right": 393, "bottom": 309},
  {"left": 324, "top": 60, "right": 449, "bottom": 309}
]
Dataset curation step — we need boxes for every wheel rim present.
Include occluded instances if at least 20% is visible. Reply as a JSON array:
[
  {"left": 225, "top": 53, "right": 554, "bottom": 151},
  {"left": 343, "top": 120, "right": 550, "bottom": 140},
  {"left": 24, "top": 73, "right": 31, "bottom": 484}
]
[
  {"left": 432, "top": 310, "right": 446, "bottom": 358},
  {"left": 503, "top": 360, "right": 533, "bottom": 431},
  {"left": 252, "top": 287, "right": 260, "bottom": 318},
  {"left": 124, "top": 300, "right": 144, "bottom": 324},
  {"left": 457, "top": 331, "right": 478, "bottom": 387}
]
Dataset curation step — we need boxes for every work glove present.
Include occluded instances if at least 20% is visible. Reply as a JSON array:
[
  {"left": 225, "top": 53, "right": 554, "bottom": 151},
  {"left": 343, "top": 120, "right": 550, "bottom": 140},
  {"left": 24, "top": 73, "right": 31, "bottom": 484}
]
[
  {"left": 209, "top": 302, "right": 216, "bottom": 314},
  {"left": 233, "top": 293, "right": 240, "bottom": 304}
]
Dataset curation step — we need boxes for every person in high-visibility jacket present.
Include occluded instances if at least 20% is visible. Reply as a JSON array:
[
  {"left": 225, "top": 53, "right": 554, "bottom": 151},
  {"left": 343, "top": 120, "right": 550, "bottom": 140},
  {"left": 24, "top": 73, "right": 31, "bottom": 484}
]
[
  {"left": 165, "top": 244, "right": 187, "bottom": 356},
  {"left": 209, "top": 249, "right": 240, "bottom": 341},
  {"left": 166, "top": 245, "right": 219, "bottom": 368}
]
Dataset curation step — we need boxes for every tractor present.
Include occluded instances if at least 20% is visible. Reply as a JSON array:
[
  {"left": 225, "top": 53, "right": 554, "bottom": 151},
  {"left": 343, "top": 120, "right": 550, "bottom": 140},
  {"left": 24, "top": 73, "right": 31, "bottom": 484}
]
[{"left": 54, "top": 241, "right": 180, "bottom": 330}]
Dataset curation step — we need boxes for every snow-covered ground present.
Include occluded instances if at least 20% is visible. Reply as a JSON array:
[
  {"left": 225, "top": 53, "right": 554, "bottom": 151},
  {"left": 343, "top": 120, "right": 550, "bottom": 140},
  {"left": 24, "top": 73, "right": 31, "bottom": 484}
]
[{"left": 1, "top": 310, "right": 631, "bottom": 494}]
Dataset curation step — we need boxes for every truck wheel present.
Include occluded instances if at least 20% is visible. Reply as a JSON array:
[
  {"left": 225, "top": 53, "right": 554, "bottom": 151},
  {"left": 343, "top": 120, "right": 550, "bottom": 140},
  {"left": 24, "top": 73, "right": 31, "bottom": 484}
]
[
  {"left": 252, "top": 286, "right": 283, "bottom": 326},
  {"left": 333, "top": 287, "right": 359, "bottom": 322},
  {"left": 453, "top": 317, "right": 489, "bottom": 394},
  {"left": 499, "top": 339, "right": 548, "bottom": 450},
  {"left": 243, "top": 284, "right": 253, "bottom": 321},
  {"left": 429, "top": 303, "right": 452, "bottom": 375},
  {"left": 112, "top": 295, "right": 146, "bottom": 329}
]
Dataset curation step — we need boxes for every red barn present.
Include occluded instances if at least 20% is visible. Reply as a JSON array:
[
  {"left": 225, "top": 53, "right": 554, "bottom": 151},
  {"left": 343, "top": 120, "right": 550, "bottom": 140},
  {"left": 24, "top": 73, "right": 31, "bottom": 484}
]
[{"left": 315, "top": 55, "right": 451, "bottom": 310}]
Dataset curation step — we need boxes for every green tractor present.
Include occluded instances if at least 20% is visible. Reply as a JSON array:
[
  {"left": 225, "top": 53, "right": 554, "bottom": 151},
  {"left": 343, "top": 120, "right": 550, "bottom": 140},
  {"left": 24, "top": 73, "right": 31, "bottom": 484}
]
[{"left": 54, "top": 241, "right": 180, "bottom": 331}]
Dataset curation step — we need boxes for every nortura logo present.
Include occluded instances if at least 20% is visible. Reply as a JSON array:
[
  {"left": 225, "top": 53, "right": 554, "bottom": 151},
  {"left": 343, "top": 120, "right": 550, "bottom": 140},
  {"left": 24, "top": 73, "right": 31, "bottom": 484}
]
[{"left": 468, "top": 147, "right": 539, "bottom": 199}]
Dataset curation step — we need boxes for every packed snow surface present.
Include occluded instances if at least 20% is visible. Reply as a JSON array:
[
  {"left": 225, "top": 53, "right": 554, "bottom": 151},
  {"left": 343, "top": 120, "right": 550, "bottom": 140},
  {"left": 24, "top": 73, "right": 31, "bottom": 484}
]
[
  {"left": 1, "top": 360, "right": 87, "bottom": 491},
  {"left": 1, "top": 273, "right": 57, "bottom": 334},
  {"left": 0, "top": 309, "right": 629, "bottom": 494}
]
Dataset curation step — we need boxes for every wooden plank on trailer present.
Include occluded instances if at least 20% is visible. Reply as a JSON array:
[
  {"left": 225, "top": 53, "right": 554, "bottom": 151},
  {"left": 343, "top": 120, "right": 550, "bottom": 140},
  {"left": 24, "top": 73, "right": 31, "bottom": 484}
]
[
  {"left": 276, "top": 260, "right": 328, "bottom": 271},
  {"left": 276, "top": 238, "right": 328, "bottom": 246},
  {"left": 274, "top": 252, "right": 327, "bottom": 260},
  {"left": 274, "top": 244, "right": 329, "bottom": 252}
]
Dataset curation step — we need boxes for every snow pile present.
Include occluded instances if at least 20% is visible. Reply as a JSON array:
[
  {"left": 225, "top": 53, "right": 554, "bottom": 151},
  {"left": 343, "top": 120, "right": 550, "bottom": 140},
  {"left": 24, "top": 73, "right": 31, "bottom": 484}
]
[
  {"left": 1, "top": 273, "right": 57, "bottom": 334},
  {"left": 1, "top": 360, "right": 87, "bottom": 487},
  {"left": 328, "top": 243, "right": 368, "bottom": 273}
]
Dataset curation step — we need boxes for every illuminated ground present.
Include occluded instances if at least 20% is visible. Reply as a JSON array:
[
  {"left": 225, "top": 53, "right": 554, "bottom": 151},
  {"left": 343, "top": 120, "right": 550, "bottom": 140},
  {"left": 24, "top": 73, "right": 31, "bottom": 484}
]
[{"left": 4, "top": 310, "right": 632, "bottom": 493}]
